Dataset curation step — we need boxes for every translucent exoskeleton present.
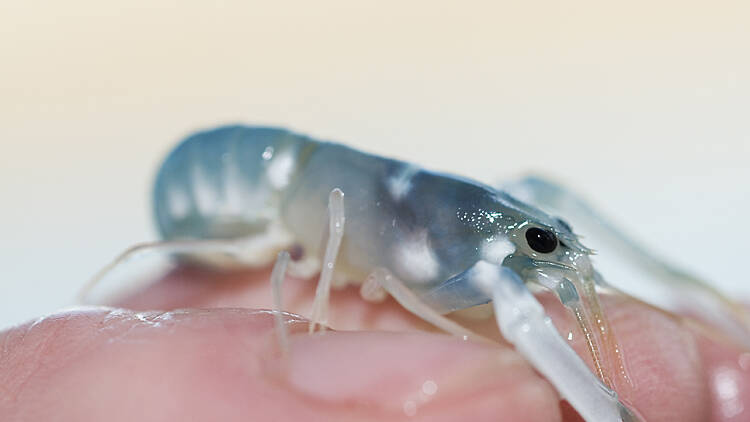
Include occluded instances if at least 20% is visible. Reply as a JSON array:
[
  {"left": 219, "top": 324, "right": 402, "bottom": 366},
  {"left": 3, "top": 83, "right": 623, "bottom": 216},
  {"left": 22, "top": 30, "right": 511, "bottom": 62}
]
[{"left": 85, "top": 125, "right": 750, "bottom": 422}]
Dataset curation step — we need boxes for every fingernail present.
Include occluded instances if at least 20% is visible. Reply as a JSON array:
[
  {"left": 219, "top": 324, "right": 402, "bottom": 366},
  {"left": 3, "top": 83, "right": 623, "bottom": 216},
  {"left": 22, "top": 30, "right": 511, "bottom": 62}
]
[{"left": 267, "top": 331, "right": 559, "bottom": 419}]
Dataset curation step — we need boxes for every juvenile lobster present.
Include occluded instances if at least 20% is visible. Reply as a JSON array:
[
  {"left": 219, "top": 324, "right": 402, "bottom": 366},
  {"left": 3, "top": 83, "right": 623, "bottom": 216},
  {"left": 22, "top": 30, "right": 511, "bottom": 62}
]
[{"left": 87, "top": 125, "right": 750, "bottom": 421}]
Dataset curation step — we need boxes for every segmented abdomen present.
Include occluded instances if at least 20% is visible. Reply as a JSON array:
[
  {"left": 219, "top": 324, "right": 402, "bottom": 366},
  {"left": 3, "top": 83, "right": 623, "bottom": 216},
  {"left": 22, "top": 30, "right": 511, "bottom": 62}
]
[{"left": 153, "top": 125, "right": 313, "bottom": 240}]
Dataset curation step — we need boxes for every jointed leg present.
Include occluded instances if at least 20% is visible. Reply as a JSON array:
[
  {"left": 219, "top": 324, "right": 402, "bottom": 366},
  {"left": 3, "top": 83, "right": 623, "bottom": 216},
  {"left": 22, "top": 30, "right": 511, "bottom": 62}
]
[
  {"left": 374, "top": 267, "right": 489, "bottom": 344},
  {"left": 308, "top": 189, "right": 346, "bottom": 334},
  {"left": 270, "top": 251, "right": 291, "bottom": 354},
  {"left": 79, "top": 223, "right": 294, "bottom": 304}
]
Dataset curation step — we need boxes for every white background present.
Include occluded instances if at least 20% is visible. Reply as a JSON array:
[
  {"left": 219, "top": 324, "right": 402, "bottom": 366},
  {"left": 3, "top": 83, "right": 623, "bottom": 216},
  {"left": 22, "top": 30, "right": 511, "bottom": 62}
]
[{"left": 1, "top": 1, "right": 748, "bottom": 328}]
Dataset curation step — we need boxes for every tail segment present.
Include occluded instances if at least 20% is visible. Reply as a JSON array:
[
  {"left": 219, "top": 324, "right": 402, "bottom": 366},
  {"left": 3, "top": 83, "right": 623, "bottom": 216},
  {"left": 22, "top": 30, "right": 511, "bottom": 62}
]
[{"left": 153, "top": 125, "right": 314, "bottom": 241}]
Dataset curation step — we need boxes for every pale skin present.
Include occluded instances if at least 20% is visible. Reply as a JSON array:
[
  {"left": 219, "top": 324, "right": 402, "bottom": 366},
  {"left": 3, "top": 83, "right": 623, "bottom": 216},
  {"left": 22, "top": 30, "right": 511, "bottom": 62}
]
[{"left": 1, "top": 264, "right": 748, "bottom": 421}]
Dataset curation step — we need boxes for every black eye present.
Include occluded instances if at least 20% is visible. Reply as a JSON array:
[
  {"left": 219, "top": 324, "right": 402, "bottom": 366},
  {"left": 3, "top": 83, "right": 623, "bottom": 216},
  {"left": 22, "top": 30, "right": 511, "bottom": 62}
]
[{"left": 525, "top": 227, "right": 558, "bottom": 254}]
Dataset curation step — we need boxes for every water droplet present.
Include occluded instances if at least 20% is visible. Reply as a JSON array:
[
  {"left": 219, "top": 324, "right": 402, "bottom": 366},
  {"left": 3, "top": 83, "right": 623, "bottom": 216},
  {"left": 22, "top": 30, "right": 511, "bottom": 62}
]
[
  {"left": 714, "top": 366, "right": 744, "bottom": 418},
  {"left": 422, "top": 380, "right": 438, "bottom": 396},
  {"left": 403, "top": 400, "right": 417, "bottom": 416},
  {"left": 262, "top": 146, "right": 274, "bottom": 160}
]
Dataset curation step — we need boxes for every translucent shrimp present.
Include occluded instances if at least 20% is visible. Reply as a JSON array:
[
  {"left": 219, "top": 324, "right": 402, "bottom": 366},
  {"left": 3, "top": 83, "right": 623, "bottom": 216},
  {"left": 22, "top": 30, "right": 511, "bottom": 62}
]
[{"left": 86, "top": 125, "right": 745, "bottom": 421}]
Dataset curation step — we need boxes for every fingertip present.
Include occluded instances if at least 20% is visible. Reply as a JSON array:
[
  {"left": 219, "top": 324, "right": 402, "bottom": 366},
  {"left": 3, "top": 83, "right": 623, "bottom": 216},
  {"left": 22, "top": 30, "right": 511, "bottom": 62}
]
[{"left": 1, "top": 307, "right": 561, "bottom": 422}]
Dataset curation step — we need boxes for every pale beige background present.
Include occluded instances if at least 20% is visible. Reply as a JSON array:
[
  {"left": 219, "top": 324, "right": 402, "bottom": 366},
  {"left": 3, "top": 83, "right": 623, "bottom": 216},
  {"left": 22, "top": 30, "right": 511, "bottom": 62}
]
[{"left": 1, "top": 1, "right": 748, "bottom": 327}]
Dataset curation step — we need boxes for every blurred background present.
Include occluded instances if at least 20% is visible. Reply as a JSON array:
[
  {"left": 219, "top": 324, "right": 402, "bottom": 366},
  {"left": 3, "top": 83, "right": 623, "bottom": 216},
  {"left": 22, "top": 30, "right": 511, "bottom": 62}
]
[{"left": 1, "top": 0, "right": 748, "bottom": 328}]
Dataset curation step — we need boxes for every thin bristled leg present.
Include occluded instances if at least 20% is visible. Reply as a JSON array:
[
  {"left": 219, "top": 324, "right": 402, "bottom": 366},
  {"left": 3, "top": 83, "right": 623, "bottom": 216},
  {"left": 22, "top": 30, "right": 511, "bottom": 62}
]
[
  {"left": 566, "top": 275, "right": 633, "bottom": 390},
  {"left": 517, "top": 254, "right": 633, "bottom": 390},
  {"left": 575, "top": 273, "right": 634, "bottom": 389},
  {"left": 80, "top": 235, "right": 288, "bottom": 303},
  {"left": 308, "top": 189, "right": 346, "bottom": 334},
  {"left": 271, "top": 251, "right": 291, "bottom": 354},
  {"left": 551, "top": 276, "right": 613, "bottom": 387},
  {"left": 374, "top": 267, "right": 489, "bottom": 344}
]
